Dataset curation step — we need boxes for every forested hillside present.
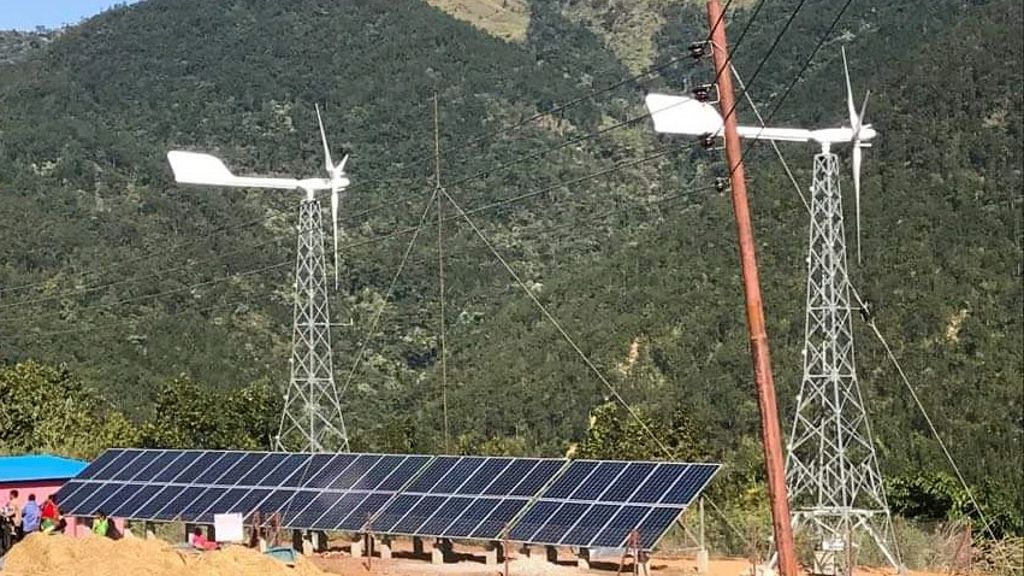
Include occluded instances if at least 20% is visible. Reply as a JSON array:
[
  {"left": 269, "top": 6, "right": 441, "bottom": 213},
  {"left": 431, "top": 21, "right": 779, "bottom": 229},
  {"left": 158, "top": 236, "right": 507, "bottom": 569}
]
[{"left": 0, "top": 0, "right": 1020, "bottom": 541}]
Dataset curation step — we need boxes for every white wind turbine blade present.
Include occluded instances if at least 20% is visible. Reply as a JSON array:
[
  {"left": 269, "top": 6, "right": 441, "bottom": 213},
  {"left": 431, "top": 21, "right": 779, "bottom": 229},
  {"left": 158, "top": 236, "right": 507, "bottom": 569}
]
[
  {"left": 167, "top": 151, "right": 300, "bottom": 190},
  {"left": 330, "top": 161, "right": 348, "bottom": 289},
  {"left": 842, "top": 47, "right": 859, "bottom": 131},
  {"left": 853, "top": 143, "right": 863, "bottom": 264},
  {"left": 316, "top": 104, "right": 333, "bottom": 173}
]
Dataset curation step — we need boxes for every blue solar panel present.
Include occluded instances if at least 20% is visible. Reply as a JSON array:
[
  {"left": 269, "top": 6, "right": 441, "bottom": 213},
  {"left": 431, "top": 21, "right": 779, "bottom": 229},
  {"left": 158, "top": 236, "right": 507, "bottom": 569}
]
[
  {"left": 511, "top": 460, "right": 567, "bottom": 496},
  {"left": 456, "top": 458, "right": 512, "bottom": 494},
  {"left": 379, "top": 456, "right": 431, "bottom": 491},
  {"left": 405, "top": 456, "right": 458, "bottom": 493},
  {"left": 327, "top": 454, "right": 381, "bottom": 490},
  {"left": 336, "top": 493, "right": 390, "bottom": 531},
  {"left": 258, "top": 453, "right": 309, "bottom": 483},
  {"left": 315, "top": 492, "right": 370, "bottom": 530},
  {"left": 91, "top": 450, "right": 139, "bottom": 480},
  {"left": 76, "top": 449, "right": 124, "bottom": 479},
  {"left": 153, "top": 486, "right": 205, "bottom": 520},
  {"left": 77, "top": 483, "right": 122, "bottom": 516},
  {"left": 289, "top": 492, "right": 344, "bottom": 528},
  {"left": 661, "top": 464, "right": 717, "bottom": 505},
  {"left": 636, "top": 507, "right": 681, "bottom": 549},
  {"left": 470, "top": 498, "right": 528, "bottom": 540},
  {"left": 561, "top": 504, "right": 618, "bottom": 546},
  {"left": 181, "top": 487, "right": 227, "bottom": 522},
  {"left": 304, "top": 454, "right": 357, "bottom": 488},
  {"left": 570, "top": 462, "right": 627, "bottom": 500},
  {"left": 55, "top": 481, "right": 89, "bottom": 509},
  {"left": 216, "top": 452, "right": 269, "bottom": 486},
  {"left": 110, "top": 484, "right": 162, "bottom": 518},
  {"left": 281, "top": 490, "right": 317, "bottom": 525},
  {"left": 59, "top": 449, "right": 717, "bottom": 553},
  {"left": 430, "top": 458, "right": 485, "bottom": 493},
  {"left": 175, "top": 452, "right": 227, "bottom": 484},
  {"left": 133, "top": 451, "right": 182, "bottom": 482},
  {"left": 480, "top": 459, "right": 530, "bottom": 495},
  {"left": 110, "top": 450, "right": 157, "bottom": 481},
  {"left": 352, "top": 455, "right": 407, "bottom": 490},
  {"left": 417, "top": 496, "right": 474, "bottom": 535},
  {"left": 136, "top": 486, "right": 178, "bottom": 519},
  {"left": 200, "top": 487, "right": 250, "bottom": 523},
  {"left": 153, "top": 452, "right": 200, "bottom": 483},
  {"left": 591, "top": 505, "right": 650, "bottom": 547},
  {"left": 369, "top": 456, "right": 566, "bottom": 542},
  {"left": 509, "top": 460, "right": 719, "bottom": 550},
  {"left": 238, "top": 453, "right": 286, "bottom": 486},
  {"left": 195, "top": 452, "right": 243, "bottom": 484}
]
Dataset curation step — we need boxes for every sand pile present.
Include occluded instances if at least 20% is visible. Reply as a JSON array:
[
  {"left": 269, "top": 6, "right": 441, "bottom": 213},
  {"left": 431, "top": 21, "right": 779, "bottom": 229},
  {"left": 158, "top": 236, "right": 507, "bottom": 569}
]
[{"left": 2, "top": 532, "right": 327, "bottom": 576}]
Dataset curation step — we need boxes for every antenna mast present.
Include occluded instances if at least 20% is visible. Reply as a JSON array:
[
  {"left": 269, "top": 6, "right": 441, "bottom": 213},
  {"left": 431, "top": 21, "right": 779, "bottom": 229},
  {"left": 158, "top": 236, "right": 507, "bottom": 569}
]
[{"left": 704, "top": 2, "right": 799, "bottom": 575}]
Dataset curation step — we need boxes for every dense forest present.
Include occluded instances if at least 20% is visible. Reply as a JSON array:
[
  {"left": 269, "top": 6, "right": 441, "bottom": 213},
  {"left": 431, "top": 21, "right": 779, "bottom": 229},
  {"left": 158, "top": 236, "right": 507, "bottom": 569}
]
[{"left": 0, "top": 0, "right": 1020, "bottom": 553}]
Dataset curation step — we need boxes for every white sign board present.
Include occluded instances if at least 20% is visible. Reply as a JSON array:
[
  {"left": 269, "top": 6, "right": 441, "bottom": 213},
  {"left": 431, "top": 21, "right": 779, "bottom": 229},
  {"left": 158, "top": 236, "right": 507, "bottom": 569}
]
[{"left": 214, "top": 513, "right": 244, "bottom": 543}]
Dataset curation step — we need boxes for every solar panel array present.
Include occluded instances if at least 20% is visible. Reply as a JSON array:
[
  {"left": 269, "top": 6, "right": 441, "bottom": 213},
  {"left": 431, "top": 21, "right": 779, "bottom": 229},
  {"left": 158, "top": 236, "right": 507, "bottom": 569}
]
[{"left": 57, "top": 449, "right": 718, "bottom": 551}]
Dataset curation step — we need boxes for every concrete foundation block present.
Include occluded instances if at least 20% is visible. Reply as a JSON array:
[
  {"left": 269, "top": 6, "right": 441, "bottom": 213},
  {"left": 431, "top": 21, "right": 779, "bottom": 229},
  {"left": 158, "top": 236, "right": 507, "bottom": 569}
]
[
  {"left": 377, "top": 536, "right": 392, "bottom": 560},
  {"left": 545, "top": 545, "right": 559, "bottom": 564},
  {"left": 431, "top": 539, "right": 445, "bottom": 565},
  {"left": 697, "top": 549, "right": 710, "bottom": 576},
  {"left": 577, "top": 548, "right": 591, "bottom": 571},
  {"left": 145, "top": 522, "right": 157, "bottom": 540},
  {"left": 350, "top": 538, "right": 363, "bottom": 558},
  {"left": 484, "top": 542, "right": 499, "bottom": 566}
]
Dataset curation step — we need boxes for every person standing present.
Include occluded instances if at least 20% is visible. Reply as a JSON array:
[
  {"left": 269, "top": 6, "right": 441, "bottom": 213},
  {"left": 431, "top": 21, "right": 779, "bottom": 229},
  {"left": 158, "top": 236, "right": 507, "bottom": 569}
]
[
  {"left": 21, "top": 494, "right": 41, "bottom": 534},
  {"left": 40, "top": 494, "right": 64, "bottom": 534},
  {"left": 92, "top": 510, "right": 110, "bottom": 538},
  {"left": 3, "top": 490, "right": 22, "bottom": 543}
]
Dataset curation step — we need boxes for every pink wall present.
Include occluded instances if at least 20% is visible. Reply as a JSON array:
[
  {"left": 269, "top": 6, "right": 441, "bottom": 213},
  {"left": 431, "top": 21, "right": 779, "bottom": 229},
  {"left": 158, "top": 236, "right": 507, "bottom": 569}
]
[
  {"left": 0, "top": 479, "right": 64, "bottom": 504},
  {"left": 1, "top": 479, "right": 125, "bottom": 538}
]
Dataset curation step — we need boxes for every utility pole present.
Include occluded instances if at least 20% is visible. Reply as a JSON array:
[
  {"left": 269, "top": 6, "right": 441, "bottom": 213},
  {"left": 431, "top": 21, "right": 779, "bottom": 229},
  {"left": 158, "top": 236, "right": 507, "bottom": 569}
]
[{"left": 704, "top": 2, "right": 799, "bottom": 574}]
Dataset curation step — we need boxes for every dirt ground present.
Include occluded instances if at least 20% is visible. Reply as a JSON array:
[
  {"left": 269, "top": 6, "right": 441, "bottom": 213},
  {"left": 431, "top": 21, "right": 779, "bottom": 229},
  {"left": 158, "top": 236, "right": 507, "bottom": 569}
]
[
  {"left": 0, "top": 532, "right": 947, "bottom": 576},
  {"left": 307, "top": 539, "right": 946, "bottom": 576}
]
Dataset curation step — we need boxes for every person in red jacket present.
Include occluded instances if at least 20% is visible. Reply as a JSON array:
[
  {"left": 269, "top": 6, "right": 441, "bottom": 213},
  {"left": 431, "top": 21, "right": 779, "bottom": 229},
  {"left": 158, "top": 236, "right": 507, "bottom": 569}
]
[{"left": 40, "top": 494, "right": 65, "bottom": 533}]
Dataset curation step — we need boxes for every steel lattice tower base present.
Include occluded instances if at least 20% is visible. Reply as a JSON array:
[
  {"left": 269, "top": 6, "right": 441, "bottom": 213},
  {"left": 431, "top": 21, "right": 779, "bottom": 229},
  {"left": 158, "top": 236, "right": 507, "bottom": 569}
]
[
  {"left": 784, "top": 153, "right": 900, "bottom": 573},
  {"left": 275, "top": 199, "right": 350, "bottom": 452}
]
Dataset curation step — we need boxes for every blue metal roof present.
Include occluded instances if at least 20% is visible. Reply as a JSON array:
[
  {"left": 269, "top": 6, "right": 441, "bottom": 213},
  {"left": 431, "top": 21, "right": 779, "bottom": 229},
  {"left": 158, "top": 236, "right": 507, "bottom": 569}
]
[{"left": 0, "top": 455, "right": 89, "bottom": 483}]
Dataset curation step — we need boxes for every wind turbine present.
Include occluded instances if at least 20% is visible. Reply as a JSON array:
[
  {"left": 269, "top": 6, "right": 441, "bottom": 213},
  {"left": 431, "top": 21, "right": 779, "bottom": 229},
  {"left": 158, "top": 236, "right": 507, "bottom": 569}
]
[
  {"left": 646, "top": 49, "right": 902, "bottom": 572},
  {"left": 166, "top": 104, "right": 352, "bottom": 453},
  {"left": 645, "top": 47, "right": 874, "bottom": 262}
]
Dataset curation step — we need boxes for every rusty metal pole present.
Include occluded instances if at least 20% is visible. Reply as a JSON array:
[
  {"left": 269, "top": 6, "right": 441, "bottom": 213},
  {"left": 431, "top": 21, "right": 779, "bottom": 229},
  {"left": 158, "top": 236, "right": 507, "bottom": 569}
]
[{"left": 704, "top": 2, "right": 799, "bottom": 575}]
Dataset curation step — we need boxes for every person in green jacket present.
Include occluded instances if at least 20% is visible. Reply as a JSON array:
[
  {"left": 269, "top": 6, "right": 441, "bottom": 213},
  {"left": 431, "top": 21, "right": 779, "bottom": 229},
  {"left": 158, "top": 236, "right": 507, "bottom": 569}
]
[{"left": 92, "top": 510, "right": 109, "bottom": 537}]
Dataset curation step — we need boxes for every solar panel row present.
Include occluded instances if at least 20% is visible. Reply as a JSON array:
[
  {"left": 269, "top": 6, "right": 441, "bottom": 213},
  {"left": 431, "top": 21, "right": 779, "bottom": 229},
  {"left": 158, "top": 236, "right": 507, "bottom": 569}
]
[{"left": 57, "top": 449, "right": 718, "bottom": 551}]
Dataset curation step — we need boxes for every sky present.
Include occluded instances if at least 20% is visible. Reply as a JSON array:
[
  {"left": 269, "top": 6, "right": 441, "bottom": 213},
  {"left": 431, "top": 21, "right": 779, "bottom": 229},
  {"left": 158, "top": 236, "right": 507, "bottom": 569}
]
[{"left": 0, "top": 0, "right": 143, "bottom": 31}]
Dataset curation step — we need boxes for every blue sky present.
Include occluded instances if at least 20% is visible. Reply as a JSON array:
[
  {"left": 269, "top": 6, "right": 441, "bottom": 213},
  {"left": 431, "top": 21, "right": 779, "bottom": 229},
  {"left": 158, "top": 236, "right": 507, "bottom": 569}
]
[{"left": 0, "top": 0, "right": 143, "bottom": 31}]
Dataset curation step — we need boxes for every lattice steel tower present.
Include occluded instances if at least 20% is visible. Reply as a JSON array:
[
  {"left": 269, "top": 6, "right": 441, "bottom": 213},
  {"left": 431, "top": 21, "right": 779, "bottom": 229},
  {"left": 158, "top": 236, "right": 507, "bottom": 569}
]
[
  {"left": 784, "top": 152, "right": 899, "bottom": 572},
  {"left": 275, "top": 199, "right": 350, "bottom": 452}
]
